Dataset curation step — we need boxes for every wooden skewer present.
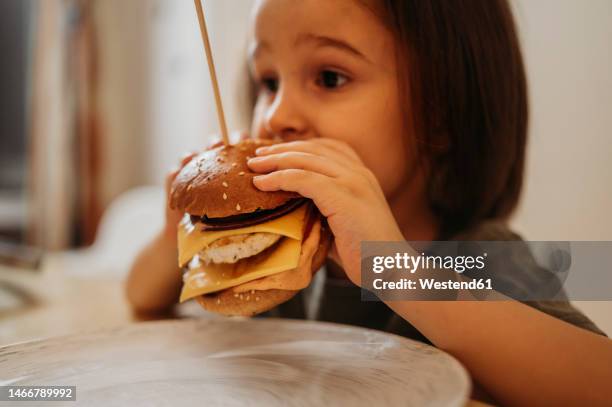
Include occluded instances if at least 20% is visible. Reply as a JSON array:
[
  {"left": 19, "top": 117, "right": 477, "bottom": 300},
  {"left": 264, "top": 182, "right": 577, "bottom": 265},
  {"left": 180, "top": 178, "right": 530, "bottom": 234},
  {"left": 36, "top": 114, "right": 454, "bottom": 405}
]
[{"left": 193, "top": 0, "right": 230, "bottom": 145}]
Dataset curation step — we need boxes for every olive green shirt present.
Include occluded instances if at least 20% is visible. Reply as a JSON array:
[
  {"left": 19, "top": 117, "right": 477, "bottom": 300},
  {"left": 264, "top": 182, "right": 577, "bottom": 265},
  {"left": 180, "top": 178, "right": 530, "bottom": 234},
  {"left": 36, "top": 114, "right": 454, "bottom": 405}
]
[{"left": 263, "top": 221, "right": 606, "bottom": 341}]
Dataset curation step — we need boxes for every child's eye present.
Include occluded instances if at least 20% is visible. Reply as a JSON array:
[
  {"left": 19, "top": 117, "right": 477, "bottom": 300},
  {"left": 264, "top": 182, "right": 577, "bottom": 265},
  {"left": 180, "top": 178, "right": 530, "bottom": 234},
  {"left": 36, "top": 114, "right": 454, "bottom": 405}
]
[
  {"left": 260, "top": 77, "right": 279, "bottom": 93},
  {"left": 316, "top": 70, "right": 349, "bottom": 90}
]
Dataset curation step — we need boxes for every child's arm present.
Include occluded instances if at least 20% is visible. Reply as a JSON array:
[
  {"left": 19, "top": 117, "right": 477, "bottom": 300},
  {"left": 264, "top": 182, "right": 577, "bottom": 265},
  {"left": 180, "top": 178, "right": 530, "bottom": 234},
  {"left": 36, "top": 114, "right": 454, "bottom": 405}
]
[
  {"left": 125, "top": 154, "right": 195, "bottom": 313},
  {"left": 125, "top": 227, "right": 182, "bottom": 313},
  {"left": 248, "top": 138, "right": 612, "bottom": 406},
  {"left": 388, "top": 300, "right": 612, "bottom": 406}
]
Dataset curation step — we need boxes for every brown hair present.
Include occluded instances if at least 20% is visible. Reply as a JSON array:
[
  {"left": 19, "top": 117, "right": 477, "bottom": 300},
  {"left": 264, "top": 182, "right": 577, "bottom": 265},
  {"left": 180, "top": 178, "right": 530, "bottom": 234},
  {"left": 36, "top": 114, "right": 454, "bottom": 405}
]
[
  {"left": 371, "top": 0, "right": 529, "bottom": 238},
  {"left": 246, "top": 0, "right": 528, "bottom": 238}
]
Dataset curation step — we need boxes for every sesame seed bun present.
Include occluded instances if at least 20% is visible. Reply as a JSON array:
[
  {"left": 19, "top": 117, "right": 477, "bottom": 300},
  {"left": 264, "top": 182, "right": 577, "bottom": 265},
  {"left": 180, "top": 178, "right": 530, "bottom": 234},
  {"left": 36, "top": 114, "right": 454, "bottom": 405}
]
[
  {"left": 195, "top": 288, "right": 298, "bottom": 318},
  {"left": 170, "top": 138, "right": 300, "bottom": 218}
]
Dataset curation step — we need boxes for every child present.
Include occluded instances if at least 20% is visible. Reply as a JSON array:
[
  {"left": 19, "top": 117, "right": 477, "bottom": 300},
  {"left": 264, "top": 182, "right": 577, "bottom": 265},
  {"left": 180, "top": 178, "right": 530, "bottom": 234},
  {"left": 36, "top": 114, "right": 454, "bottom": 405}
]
[{"left": 127, "top": 0, "right": 612, "bottom": 405}]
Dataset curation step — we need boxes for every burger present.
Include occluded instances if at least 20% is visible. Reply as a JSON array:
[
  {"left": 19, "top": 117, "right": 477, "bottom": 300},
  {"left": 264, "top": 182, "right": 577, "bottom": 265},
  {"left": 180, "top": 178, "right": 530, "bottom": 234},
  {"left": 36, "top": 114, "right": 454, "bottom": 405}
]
[{"left": 170, "top": 138, "right": 331, "bottom": 316}]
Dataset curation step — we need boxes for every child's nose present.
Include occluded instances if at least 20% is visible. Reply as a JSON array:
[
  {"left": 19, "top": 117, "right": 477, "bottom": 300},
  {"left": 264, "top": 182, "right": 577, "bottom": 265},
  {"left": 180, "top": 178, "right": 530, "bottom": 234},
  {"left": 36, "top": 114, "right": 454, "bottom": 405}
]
[{"left": 263, "top": 88, "right": 308, "bottom": 140}]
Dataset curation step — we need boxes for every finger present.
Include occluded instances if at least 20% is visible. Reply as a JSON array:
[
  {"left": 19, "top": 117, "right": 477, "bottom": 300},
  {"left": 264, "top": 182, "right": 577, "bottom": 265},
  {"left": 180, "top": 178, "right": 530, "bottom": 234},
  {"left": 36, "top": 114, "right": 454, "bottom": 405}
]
[
  {"left": 207, "top": 139, "right": 224, "bottom": 149},
  {"left": 247, "top": 151, "right": 343, "bottom": 178},
  {"left": 168, "top": 151, "right": 195, "bottom": 194},
  {"left": 309, "top": 138, "right": 363, "bottom": 163},
  {"left": 254, "top": 140, "right": 353, "bottom": 165},
  {"left": 165, "top": 167, "right": 179, "bottom": 196},
  {"left": 252, "top": 169, "right": 341, "bottom": 217},
  {"left": 165, "top": 169, "right": 184, "bottom": 227},
  {"left": 180, "top": 152, "right": 198, "bottom": 167}
]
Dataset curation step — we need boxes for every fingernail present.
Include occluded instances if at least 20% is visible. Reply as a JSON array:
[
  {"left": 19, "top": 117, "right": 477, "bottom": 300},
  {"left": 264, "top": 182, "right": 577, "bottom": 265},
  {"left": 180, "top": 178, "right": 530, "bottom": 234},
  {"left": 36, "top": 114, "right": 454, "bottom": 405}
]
[
  {"left": 255, "top": 147, "right": 268, "bottom": 155},
  {"left": 252, "top": 175, "right": 266, "bottom": 183}
]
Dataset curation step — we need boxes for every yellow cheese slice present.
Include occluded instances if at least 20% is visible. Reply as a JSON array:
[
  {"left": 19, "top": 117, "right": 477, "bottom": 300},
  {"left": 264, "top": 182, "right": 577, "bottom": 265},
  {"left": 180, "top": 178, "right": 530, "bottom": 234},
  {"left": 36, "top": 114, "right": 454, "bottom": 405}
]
[
  {"left": 179, "top": 237, "right": 302, "bottom": 302},
  {"left": 234, "top": 218, "right": 322, "bottom": 293},
  {"left": 177, "top": 204, "right": 308, "bottom": 267}
]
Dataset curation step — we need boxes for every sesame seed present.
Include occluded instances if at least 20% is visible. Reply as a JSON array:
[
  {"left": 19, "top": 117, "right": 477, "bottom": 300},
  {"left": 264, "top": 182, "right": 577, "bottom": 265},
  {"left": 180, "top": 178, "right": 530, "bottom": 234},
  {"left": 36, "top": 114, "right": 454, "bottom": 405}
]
[
  {"left": 236, "top": 203, "right": 241, "bottom": 211},
  {"left": 216, "top": 299, "right": 221, "bottom": 304},
  {"left": 239, "top": 171, "right": 245, "bottom": 176},
  {"left": 246, "top": 296, "right": 250, "bottom": 301},
  {"left": 223, "top": 193, "right": 227, "bottom": 200},
  {"left": 239, "top": 294, "right": 243, "bottom": 300},
  {"left": 186, "top": 184, "right": 193, "bottom": 191},
  {"left": 232, "top": 162, "right": 237, "bottom": 167},
  {"left": 222, "top": 181, "right": 228, "bottom": 187},
  {"left": 251, "top": 290, "right": 255, "bottom": 295},
  {"left": 256, "top": 297, "right": 260, "bottom": 301}
]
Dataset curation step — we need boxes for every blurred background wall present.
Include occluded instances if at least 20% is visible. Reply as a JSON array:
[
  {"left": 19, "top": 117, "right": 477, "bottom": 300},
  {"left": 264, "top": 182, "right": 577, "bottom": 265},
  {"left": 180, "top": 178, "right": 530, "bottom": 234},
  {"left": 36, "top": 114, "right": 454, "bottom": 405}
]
[
  {"left": 0, "top": 0, "right": 610, "bottom": 330},
  {"left": 72, "top": 0, "right": 612, "bottom": 243},
  {"left": 96, "top": 0, "right": 253, "bottom": 205},
  {"left": 512, "top": 0, "right": 612, "bottom": 241}
]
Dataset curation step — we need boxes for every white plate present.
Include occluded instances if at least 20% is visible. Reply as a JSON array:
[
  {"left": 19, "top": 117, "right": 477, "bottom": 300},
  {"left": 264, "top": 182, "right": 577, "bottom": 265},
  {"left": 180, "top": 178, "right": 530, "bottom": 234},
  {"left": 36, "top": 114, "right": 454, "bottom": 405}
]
[{"left": 0, "top": 318, "right": 470, "bottom": 406}]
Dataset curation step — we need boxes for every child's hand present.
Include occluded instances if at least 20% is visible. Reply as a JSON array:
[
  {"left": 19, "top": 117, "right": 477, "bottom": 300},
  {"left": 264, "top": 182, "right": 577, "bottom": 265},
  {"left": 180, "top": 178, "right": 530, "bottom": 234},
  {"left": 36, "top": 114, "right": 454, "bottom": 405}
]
[{"left": 247, "top": 138, "right": 404, "bottom": 286}]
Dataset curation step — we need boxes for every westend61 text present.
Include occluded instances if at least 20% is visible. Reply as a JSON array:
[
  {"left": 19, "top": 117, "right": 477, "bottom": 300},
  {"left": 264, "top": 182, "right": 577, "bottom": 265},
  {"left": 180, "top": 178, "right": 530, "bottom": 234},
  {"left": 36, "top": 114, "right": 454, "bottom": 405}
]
[{"left": 373, "top": 278, "right": 493, "bottom": 291}]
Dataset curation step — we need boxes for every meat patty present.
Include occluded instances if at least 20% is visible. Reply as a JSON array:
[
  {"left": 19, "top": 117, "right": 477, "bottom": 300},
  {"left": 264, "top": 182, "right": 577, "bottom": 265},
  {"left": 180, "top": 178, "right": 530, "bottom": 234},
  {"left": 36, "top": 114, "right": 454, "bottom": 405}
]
[{"left": 200, "top": 232, "right": 281, "bottom": 264}]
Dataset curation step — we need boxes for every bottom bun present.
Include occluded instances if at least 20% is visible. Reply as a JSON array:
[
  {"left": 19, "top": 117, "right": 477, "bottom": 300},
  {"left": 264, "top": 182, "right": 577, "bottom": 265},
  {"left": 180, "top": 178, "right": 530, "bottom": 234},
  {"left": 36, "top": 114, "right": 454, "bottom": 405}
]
[
  {"left": 196, "top": 288, "right": 299, "bottom": 317},
  {"left": 196, "top": 222, "right": 332, "bottom": 317}
]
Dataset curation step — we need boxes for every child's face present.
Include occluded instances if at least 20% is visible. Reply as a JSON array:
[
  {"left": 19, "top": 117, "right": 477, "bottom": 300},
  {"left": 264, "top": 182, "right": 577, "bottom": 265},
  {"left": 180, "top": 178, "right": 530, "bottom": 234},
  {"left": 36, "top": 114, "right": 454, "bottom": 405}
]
[{"left": 249, "top": 0, "right": 412, "bottom": 198}]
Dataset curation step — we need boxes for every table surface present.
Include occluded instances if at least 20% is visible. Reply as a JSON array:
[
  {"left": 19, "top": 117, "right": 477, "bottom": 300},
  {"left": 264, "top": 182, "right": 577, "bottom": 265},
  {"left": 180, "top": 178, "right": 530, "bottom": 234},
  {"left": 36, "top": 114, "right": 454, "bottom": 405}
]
[
  {"left": 0, "top": 258, "right": 489, "bottom": 406},
  {"left": 0, "top": 256, "right": 210, "bottom": 345}
]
